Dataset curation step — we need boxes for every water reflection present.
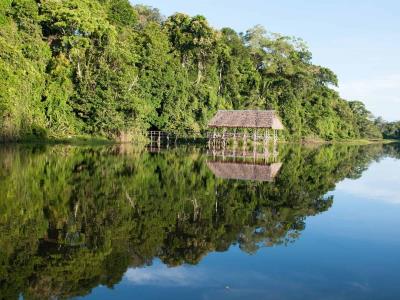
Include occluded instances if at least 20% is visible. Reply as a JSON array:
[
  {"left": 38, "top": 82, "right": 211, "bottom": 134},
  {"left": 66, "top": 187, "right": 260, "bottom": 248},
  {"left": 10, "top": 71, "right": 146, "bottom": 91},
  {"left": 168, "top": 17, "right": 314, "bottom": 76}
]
[
  {"left": 207, "top": 161, "right": 282, "bottom": 182},
  {"left": 0, "top": 143, "right": 398, "bottom": 299}
]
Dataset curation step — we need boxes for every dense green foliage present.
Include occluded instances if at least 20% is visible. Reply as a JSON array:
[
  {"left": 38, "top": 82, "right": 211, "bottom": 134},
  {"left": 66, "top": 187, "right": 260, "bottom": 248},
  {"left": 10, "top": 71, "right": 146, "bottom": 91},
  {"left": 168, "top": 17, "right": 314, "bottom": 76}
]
[
  {"left": 0, "top": 142, "right": 395, "bottom": 299},
  {"left": 0, "top": 0, "right": 384, "bottom": 141},
  {"left": 375, "top": 117, "right": 400, "bottom": 139}
]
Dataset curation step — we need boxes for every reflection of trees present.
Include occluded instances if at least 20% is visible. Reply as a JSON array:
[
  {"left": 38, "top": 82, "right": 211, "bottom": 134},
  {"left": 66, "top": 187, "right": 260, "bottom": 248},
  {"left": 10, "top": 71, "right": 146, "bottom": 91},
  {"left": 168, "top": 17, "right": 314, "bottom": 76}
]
[
  {"left": 0, "top": 143, "right": 388, "bottom": 299},
  {"left": 383, "top": 143, "right": 400, "bottom": 159}
]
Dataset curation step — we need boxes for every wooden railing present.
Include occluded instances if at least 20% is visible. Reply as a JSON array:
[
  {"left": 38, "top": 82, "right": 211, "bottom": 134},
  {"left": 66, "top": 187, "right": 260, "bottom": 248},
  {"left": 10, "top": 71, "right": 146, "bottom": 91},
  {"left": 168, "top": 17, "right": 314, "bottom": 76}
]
[
  {"left": 147, "top": 130, "right": 279, "bottom": 148},
  {"left": 206, "top": 132, "right": 277, "bottom": 140},
  {"left": 147, "top": 131, "right": 203, "bottom": 147}
]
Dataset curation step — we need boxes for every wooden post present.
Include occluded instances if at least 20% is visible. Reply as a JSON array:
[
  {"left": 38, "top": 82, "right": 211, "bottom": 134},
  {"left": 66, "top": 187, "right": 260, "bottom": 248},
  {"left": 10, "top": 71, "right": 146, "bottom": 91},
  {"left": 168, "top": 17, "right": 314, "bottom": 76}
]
[
  {"left": 213, "top": 147, "right": 216, "bottom": 160},
  {"left": 150, "top": 131, "right": 153, "bottom": 148},
  {"left": 243, "top": 130, "right": 247, "bottom": 157},
  {"left": 233, "top": 142, "right": 236, "bottom": 161},
  {"left": 264, "top": 129, "right": 269, "bottom": 163},
  {"left": 264, "top": 145, "right": 268, "bottom": 163},
  {"left": 233, "top": 128, "right": 237, "bottom": 148},
  {"left": 167, "top": 134, "right": 170, "bottom": 149},
  {"left": 222, "top": 128, "right": 226, "bottom": 149},
  {"left": 213, "top": 128, "right": 216, "bottom": 148},
  {"left": 264, "top": 128, "right": 269, "bottom": 145}
]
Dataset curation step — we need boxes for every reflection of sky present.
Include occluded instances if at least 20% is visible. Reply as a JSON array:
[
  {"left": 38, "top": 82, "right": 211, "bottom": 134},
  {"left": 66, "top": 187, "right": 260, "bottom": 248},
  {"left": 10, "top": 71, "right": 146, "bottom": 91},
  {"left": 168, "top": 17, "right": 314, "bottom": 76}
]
[
  {"left": 335, "top": 158, "right": 400, "bottom": 204},
  {"left": 82, "top": 156, "right": 400, "bottom": 300},
  {"left": 124, "top": 264, "right": 204, "bottom": 286}
]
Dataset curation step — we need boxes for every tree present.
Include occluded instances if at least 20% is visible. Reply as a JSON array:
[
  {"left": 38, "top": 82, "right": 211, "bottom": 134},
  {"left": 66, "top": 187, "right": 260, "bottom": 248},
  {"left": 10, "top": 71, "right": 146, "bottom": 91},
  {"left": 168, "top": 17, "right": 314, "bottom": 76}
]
[
  {"left": 0, "top": 0, "right": 383, "bottom": 141},
  {"left": 349, "top": 101, "right": 382, "bottom": 138}
]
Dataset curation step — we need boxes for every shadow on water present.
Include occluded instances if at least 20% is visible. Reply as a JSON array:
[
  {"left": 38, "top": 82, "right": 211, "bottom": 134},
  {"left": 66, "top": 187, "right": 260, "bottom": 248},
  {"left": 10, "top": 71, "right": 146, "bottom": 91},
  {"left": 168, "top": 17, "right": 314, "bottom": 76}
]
[{"left": 0, "top": 142, "right": 399, "bottom": 299}]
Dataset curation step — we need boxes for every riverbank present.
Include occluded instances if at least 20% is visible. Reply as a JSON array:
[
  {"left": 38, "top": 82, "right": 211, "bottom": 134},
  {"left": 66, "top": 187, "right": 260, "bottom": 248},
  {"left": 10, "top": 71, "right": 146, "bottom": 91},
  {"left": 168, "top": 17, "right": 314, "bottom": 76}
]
[
  {"left": 0, "top": 136, "right": 116, "bottom": 146},
  {"left": 1, "top": 135, "right": 398, "bottom": 147},
  {"left": 299, "top": 137, "right": 398, "bottom": 145}
]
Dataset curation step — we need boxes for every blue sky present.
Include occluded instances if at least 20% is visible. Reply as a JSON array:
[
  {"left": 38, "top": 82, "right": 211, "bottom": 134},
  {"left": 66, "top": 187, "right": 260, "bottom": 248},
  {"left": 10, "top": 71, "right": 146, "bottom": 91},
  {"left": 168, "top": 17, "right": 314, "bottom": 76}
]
[{"left": 132, "top": 0, "right": 400, "bottom": 121}]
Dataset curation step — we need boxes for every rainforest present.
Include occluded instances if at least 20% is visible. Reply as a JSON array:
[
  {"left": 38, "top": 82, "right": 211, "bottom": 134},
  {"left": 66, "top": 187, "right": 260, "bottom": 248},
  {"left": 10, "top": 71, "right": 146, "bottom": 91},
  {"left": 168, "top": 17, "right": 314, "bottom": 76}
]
[{"left": 0, "top": 0, "right": 386, "bottom": 141}]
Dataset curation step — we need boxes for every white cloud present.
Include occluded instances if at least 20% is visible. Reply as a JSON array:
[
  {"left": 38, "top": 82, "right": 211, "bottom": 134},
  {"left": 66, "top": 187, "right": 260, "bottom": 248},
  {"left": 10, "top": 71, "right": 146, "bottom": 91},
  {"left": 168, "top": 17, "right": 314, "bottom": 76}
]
[
  {"left": 336, "top": 158, "right": 400, "bottom": 204},
  {"left": 124, "top": 264, "right": 203, "bottom": 286},
  {"left": 338, "top": 74, "right": 400, "bottom": 121},
  {"left": 337, "top": 183, "right": 400, "bottom": 205}
]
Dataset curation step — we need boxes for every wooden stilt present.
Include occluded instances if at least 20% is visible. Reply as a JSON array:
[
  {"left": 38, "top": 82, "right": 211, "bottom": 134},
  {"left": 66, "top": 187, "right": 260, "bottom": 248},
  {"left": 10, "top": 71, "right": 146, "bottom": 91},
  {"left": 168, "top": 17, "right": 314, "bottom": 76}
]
[
  {"left": 233, "top": 128, "right": 237, "bottom": 148},
  {"left": 264, "top": 129, "right": 267, "bottom": 145},
  {"left": 222, "top": 128, "right": 226, "bottom": 149},
  {"left": 233, "top": 128, "right": 237, "bottom": 160},
  {"left": 253, "top": 129, "right": 257, "bottom": 162},
  {"left": 253, "top": 146, "right": 256, "bottom": 163},
  {"left": 243, "top": 130, "right": 247, "bottom": 157},
  {"left": 213, "top": 128, "right": 216, "bottom": 148},
  {"left": 273, "top": 132, "right": 278, "bottom": 162}
]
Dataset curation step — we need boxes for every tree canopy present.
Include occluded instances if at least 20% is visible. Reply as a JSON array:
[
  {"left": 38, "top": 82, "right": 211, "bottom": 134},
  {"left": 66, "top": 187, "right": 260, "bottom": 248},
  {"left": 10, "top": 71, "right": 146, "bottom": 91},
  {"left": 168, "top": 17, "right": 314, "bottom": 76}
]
[
  {"left": 375, "top": 117, "right": 400, "bottom": 139},
  {"left": 0, "top": 0, "right": 386, "bottom": 141}
]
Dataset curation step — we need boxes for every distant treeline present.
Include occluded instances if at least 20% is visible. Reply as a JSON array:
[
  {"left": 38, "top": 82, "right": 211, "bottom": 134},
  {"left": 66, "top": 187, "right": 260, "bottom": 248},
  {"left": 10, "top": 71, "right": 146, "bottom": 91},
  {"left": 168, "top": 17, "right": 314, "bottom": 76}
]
[
  {"left": 375, "top": 118, "right": 400, "bottom": 139},
  {"left": 0, "top": 0, "right": 388, "bottom": 141}
]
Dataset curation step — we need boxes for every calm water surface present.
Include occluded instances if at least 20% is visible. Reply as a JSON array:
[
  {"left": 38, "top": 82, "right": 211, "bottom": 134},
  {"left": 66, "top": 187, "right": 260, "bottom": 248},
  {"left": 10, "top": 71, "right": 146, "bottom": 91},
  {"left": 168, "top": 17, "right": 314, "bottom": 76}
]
[{"left": 0, "top": 143, "right": 399, "bottom": 300}]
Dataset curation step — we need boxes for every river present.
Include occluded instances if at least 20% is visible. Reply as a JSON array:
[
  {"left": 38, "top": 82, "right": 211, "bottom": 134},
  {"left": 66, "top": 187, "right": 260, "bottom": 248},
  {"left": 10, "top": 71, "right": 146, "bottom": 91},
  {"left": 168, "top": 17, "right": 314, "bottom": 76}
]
[{"left": 0, "top": 143, "right": 399, "bottom": 299}]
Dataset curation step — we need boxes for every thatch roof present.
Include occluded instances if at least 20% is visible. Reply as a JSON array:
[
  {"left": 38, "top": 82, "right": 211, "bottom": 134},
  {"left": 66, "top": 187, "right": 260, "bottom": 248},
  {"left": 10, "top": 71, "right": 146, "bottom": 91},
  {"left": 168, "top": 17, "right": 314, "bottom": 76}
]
[
  {"left": 208, "top": 110, "right": 284, "bottom": 130},
  {"left": 207, "top": 161, "right": 283, "bottom": 182}
]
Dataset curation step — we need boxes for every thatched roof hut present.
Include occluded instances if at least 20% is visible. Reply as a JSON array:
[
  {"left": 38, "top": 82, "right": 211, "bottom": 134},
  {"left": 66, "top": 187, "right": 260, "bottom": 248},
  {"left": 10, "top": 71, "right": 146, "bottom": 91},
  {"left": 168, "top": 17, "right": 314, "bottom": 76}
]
[
  {"left": 208, "top": 110, "right": 284, "bottom": 130},
  {"left": 207, "top": 161, "right": 282, "bottom": 182}
]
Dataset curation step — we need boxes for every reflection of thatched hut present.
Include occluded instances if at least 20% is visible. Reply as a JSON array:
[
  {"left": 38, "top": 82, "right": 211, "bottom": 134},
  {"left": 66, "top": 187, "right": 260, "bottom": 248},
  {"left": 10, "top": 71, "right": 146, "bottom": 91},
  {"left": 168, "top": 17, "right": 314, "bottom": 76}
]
[
  {"left": 208, "top": 110, "right": 284, "bottom": 130},
  {"left": 207, "top": 161, "right": 283, "bottom": 182}
]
